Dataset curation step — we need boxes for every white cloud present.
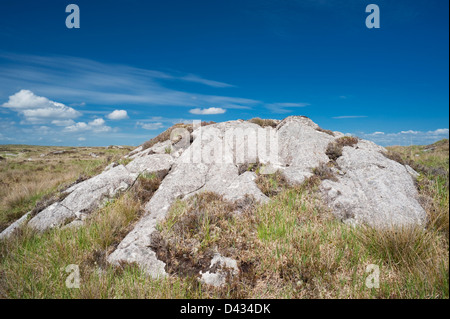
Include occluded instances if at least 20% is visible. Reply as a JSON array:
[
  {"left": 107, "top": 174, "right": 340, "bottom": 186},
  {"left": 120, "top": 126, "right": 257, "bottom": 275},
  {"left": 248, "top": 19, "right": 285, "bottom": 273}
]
[
  {"left": 1, "top": 89, "right": 81, "bottom": 124},
  {"left": 90, "top": 118, "right": 105, "bottom": 126},
  {"left": 400, "top": 130, "right": 419, "bottom": 134},
  {"left": 179, "top": 74, "right": 233, "bottom": 88},
  {"left": 137, "top": 121, "right": 164, "bottom": 130},
  {"left": 107, "top": 109, "right": 129, "bottom": 120},
  {"left": 51, "top": 119, "right": 76, "bottom": 126},
  {"left": 189, "top": 107, "right": 226, "bottom": 115},
  {"left": 65, "top": 118, "right": 111, "bottom": 133},
  {"left": 78, "top": 137, "right": 86, "bottom": 141},
  {"left": 429, "top": 128, "right": 449, "bottom": 135}
]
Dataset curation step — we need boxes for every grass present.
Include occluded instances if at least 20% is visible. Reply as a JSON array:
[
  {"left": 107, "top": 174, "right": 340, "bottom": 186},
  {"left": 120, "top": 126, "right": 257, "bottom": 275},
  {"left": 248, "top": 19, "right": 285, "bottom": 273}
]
[
  {"left": 0, "top": 145, "right": 130, "bottom": 232},
  {"left": 0, "top": 139, "right": 448, "bottom": 299},
  {"left": 255, "top": 170, "right": 290, "bottom": 197},
  {"left": 0, "top": 193, "right": 202, "bottom": 298}
]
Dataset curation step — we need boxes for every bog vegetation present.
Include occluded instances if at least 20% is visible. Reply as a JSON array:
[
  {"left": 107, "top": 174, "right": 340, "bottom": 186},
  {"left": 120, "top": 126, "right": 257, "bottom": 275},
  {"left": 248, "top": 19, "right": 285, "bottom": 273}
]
[{"left": 0, "top": 140, "right": 448, "bottom": 299}]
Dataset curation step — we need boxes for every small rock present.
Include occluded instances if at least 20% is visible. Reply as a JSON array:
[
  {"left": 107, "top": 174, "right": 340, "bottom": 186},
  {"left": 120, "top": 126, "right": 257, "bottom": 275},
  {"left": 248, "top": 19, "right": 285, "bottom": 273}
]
[{"left": 200, "top": 253, "right": 239, "bottom": 287}]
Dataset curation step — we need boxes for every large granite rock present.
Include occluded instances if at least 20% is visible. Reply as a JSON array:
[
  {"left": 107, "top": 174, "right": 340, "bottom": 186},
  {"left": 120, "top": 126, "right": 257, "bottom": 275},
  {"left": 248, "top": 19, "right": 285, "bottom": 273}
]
[
  {"left": 108, "top": 122, "right": 271, "bottom": 277},
  {"left": 1, "top": 116, "right": 427, "bottom": 284}
]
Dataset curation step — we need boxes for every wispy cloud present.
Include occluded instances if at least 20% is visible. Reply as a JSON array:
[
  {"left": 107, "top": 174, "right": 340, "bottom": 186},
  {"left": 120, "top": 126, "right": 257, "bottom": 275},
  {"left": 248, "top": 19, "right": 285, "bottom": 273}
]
[
  {"left": 332, "top": 115, "right": 368, "bottom": 119},
  {"left": 0, "top": 52, "right": 257, "bottom": 110},
  {"left": 266, "top": 102, "right": 309, "bottom": 114},
  {"left": 179, "top": 74, "right": 234, "bottom": 88}
]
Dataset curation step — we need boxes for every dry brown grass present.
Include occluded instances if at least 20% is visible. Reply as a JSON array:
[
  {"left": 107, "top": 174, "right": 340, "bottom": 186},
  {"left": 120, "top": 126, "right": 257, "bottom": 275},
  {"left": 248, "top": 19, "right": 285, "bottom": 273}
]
[
  {"left": 155, "top": 191, "right": 260, "bottom": 298},
  {"left": 131, "top": 172, "right": 162, "bottom": 203},
  {"left": 312, "top": 162, "right": 338, "bottom": 182},
  {"left": 316, "top": 127, "right": 335, "bottom": 136},
  {"left": 248, "top": 118, "right": 278, "bottom": 128}
]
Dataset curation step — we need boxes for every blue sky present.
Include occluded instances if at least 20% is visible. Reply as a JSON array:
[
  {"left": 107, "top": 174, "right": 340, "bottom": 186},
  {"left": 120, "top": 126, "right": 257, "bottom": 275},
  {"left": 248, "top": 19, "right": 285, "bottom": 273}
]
[{"left": 0, "top": 0, "right": 448, "bottom": 146}]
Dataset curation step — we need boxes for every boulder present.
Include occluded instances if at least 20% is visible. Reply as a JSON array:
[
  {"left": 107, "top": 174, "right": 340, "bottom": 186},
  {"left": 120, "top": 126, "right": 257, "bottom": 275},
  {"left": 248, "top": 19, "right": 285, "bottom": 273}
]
[
  {"left": 320, "top": 140, "right": 427, "bottom": 228},
  {"left": 27, "top": 165, "right": 136, "bottom": 232}
]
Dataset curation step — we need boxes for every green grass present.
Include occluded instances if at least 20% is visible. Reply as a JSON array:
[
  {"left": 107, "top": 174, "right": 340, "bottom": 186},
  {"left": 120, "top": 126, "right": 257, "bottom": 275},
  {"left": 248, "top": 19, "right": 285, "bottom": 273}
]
[{"left": 0, "top": 193, "right": 202, "bottom": 298}]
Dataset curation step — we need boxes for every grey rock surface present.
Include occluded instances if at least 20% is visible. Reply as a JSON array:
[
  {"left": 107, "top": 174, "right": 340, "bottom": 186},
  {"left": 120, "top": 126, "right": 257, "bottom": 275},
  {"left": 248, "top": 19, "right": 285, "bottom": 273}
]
[
  {"left": 320, "top": 139, "right": 427, "bottom": 227},
  {"left": 125, "top": 153, "right": 173, "bottom": 176},
  {"left": 0, "top": 211, "right": 31, "bottom": 240}
]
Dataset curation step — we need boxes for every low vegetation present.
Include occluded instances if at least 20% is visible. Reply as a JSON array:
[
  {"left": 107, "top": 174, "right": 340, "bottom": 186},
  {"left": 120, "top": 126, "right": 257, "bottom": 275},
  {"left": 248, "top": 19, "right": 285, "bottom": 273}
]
[
  {"left": 141, "top": 122, "right": 216, "bottom": 151},
  {"left": 0, "top": 140, "right": 448, "bottom": 298}
]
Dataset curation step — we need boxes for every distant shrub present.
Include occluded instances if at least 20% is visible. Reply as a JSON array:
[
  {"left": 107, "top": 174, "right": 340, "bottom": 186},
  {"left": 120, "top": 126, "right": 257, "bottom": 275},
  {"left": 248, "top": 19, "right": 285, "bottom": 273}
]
[
  {"left": 141, "top": 122, "right": 215, "bottom": 151},
  {"left": 335, "top": 136, "right": 359, "bottom": 147},
  {"left": 316, "top": 127, "right": 335, "bottom": 137},
  {"left": 248, "top": 118, "right": 278, "bottom": 128},
  {"left": 326, "top": 136, "right": 359, "bottom": 161},
  {"left": 312, "top": 162, "right": 338, "bottom": 182},
  {"left": 325, "top": 143, "right": 343, "bottom": 161}
]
